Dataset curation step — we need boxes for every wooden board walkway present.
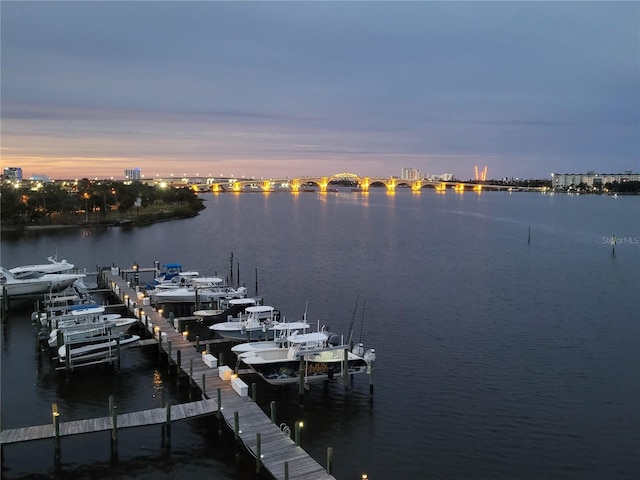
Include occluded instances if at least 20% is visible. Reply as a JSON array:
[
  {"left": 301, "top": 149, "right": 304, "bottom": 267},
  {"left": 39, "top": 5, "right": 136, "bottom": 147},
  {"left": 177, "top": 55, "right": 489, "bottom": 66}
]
[
  {"left": 7, "top": 268, "right": 336, "bottom": 480},
  {"left": 0, "top": 399, "right": 217, "bottom": 444}
]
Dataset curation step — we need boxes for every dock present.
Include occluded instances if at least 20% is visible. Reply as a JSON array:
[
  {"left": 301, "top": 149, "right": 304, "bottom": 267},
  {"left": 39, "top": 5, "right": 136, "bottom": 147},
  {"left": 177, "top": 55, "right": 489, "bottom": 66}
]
[{"left": 2, "top": 267, "right": 336, "bottom": 479}]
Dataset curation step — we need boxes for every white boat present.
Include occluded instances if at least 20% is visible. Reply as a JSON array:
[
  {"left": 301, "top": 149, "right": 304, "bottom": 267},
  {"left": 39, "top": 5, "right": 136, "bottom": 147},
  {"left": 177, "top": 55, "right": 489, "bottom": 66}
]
[
  {"left": 155, "top": 284, "right": 248, "bottom": 303},
  {"left": 210, "top": 305, "right": 310, "bottom": 341},
  {"left": 231, "top": 322, "right": 312, "bottom": 354},
  {"left": 9, "top": 256, "right": 75, "bottom": 279},
  {"left": 237, "top": 331, "right": 376, "bottom": 385},
  {"left": 57, "top": 332, "right": 140, "bottom": 365},
  {"left": 47, "top": 306, "right": 137, "bottom": 348},
  {"left": 0, "top": 267, "right": 85, "bottom": 297},
  {"left": 194, "top": 297, "right": 262, "bottom": 325}
]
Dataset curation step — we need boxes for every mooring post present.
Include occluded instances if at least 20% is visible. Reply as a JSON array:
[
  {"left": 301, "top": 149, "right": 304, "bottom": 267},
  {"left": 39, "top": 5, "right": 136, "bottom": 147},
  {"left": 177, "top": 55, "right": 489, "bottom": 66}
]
[
  {"left": 251, "top": 382, "right": 257, "bottom": 402},
  {"left": 217, "top": 388, "right": 222, "bottom": 413},
  {"left": 295, "top": 421, "right": 302, "bottom": 446},
  {"left": 109, "top": 395, "right": 114, "bottom": 415},
  {"left": 270, "top": 401, "right": 276, "bottom": 423},
  {"left": 116, "top": 335, "right": 121, "bottom": 369},
  {"left": 327, "top": 446, "right": 333, "bottom": 474},
  {"left": 196, "top": 335, "right": 200, "bottom": 350},
  {"left": 176, "top": 349, "right": 182, "bottom": 369},
  {"left": 111, "top": 405, "right": 118, "bottom": 460},
  {"left": 343, "top": 348, "right": 350, "bottom": 390},
  {"left": 217, "top": 388, "right": 223, "bottom": 436},
  {"left": 167, "top": 341, "right": 172, "bottom": 363},
  {"left": 206, "top": 343, "right": 211, "bottom": 354},
  {"left": 202, "top": 373, "right": 207, "bottom": 397},
  {"left": 256, "top": 432, "right": 262, "bottom": 473},
  {"left": 284, "top": 461, "right": 289, "bottom": 480},
  {"left": 52, "top": 403, "right": 61, "bottom": 465},
  {"left": 369, "top": 358, "right": 375, "bottom": 394},
  {"left": 234, "top": 411, "right": 240, "bottom": 441},
  {"left": 165, "top": 402, "right": 171, "bottom": 449},
  {"left": 298, "top": 358, "right": 305, "bottom": 405},
  {"left": 219, "top": 352, "right": 224, "bottom": 366}
]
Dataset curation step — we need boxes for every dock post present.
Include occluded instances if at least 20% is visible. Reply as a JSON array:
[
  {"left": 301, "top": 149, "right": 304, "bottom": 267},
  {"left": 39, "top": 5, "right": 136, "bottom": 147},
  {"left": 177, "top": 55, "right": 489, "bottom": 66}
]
[
  {"left": 298, "top": 358, "right": 305, "bottom": 405},
  {"left": 169, "top": 312, "right": 175, "bottom": 328},
  {"left": 116, "top": 335, "right": 121, "bottom": 369},
  {"left": 109, "top": 395, "right": 114, "bottom": 415},
  {"left": 219, "top": 352, "right": 224, "bottom": 366},
  {"left": 234, "top": 410, "right": 240, "bottom": 459},
  {"left": 251, "top": 382, "right": 257, "bottom": 402},
  {"left": 284, "top": 461, "right": 289, "bottom": 480},
  {"left": 327, "top": 446, "right": 333, "bottom": 474},
  {"left": 164, "top": 402, "right": 171, "bottom": 450},
  {"left": 57, "top": 330, "right": 63, "bottom": 350},
  {"left": 167, "top": 341, "right": 172, "bottom": 365},
  {"left": 189, "top": 359, "right": 194, "bottom": 400},
  {"left": 65, "top": 344, "right": 71, "bottom": 372},
  {"left": 256, "top": 432, "right": 261, "bottom": 473},
  {"left": 270, "top": 401, "right": 276, "bottom": 423},
  {"left": 202, "top": 373, "right": 206, "bottom": 397},
  {"left": 52, "top": 403, "right": 61, "bottom": 466},
  {"left": 295, "top": 421, "right": 302, "bottom": 446},
  {"left": 110, "top": 406, "right": 118, "bottom": 461},
  {"left": 206, "top": 343, "right": 211, "bottom": 354},
  {"left": 196, "top": 335, "right": 200, "bottom": 350},
  {"left": 369, "top": 358, "right": 375, "bottom": 394},
  {"left": 176, "top": 349, "right": 181, "bottom": 369},
  {"left": 343, "top": 348, "right": 350, "bottom": 390},
  {"left": 217, "top": 388, "right": 223, "bottom": 436}
]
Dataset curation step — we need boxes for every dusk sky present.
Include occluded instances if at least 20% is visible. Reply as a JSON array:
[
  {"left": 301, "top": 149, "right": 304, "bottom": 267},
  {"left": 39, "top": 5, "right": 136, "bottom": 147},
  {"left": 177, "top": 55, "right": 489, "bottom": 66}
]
[{"left": 2, "top": 1, "right": 639, "bottom": 181}]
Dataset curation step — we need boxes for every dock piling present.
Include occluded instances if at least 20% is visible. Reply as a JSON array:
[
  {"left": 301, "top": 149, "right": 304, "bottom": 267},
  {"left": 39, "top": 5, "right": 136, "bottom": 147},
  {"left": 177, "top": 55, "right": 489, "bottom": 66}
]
[{"left": 327, "top": 447, "right": 333, "bottom": 474}]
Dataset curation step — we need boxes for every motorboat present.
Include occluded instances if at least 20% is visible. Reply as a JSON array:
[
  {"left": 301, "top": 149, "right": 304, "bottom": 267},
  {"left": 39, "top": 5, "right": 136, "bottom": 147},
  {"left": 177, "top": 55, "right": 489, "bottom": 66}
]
[
  {"left": 237, "top": 330, "right": 376, "bottom": 385},
  {"left": 9, "top": 256, "right": 75, "bottom": 279},
  {"left": 0, "top": 267, "right": 85, "bottom": 297},
  {"left": 231, "top": 321, "right": 312, "bottom": 354},
  {"left": 210, "top": 305, "right": 310, "bottom": 341},
  {"left": 194, "top": 297, "right": 262, "bottom": 325},
  {"left": 57, "top": 331, "right": 140, "bottom": 365},
  {"left": 46, "top": 306, "right": 137, "bottom": 348},
  {"left": 154, "top": 284, "right": 247, "bottom": 304}
]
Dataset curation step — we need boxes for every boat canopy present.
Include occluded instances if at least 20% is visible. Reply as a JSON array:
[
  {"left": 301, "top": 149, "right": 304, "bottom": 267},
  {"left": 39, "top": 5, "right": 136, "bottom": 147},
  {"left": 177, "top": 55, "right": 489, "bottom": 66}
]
[{"left": 245, "top": 305, "right": 275, "bottom": 314}]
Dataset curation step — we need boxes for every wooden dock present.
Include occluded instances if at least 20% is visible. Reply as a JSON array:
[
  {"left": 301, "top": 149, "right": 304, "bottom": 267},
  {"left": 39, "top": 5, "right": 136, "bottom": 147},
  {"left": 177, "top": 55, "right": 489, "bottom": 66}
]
[{"left": 1, "top": 268, "right": 337, "bottom": 479}]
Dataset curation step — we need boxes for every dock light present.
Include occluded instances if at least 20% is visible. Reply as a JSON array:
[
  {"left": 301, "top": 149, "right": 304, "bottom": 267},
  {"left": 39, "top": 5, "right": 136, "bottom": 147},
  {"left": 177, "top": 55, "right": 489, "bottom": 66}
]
[
  {"left": 362, "top": 475, "right": 368, "bottom": 480},
  {"left": 154, "top": 325, "right": 160, "bottom": 334},
  {"left": 182, "top": 331, "right": 189, "bottom": 340},
  {"left": 157, "top": 308, "right": 164, "bottom": 317}
]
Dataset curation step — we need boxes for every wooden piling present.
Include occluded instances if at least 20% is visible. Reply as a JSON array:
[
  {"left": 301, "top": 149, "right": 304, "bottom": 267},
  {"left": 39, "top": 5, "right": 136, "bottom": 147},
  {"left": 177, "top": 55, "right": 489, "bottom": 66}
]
[
  {"left": 52, "top": 404, "right": 60, "bottom": 465},
  {"left": 327, "top": 447, "right": 333, "bottom": 474},
  {"left": 256, "top": 432, "right": 261, "bottom": 473},
  {"left": 270, "top": 401, "right": 276, "bottom": 423},
  {"left": 110, "top": 406, "right": 118, "bottom": 459},
  {"left": 342, "top": 348, "right": 350, "bottom": 390},
  {"left": 298, "top": 358, "right": 305, "bottom": 404},
  {"left": 165, "top": 402, "right": 171, "bottom": 449}
]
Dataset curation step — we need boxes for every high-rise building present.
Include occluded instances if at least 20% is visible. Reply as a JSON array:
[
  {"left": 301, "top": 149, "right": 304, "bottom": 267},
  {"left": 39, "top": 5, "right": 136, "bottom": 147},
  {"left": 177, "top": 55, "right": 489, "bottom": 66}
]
[
  {"left": 125, "top": 168, "right": 141, "bottom": 181},
  {"left": 401, "top": 167, "right": 421, "bottom": 180},
  {"left": 3, "top": 167, "right": 23, "bottom": 181}
]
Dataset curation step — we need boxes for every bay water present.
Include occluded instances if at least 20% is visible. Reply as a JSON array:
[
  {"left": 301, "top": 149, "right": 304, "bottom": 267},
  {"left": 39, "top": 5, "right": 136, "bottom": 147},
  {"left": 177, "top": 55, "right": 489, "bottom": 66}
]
[{"left": 1, "top": 190, "right": 639, "bottom": 479}]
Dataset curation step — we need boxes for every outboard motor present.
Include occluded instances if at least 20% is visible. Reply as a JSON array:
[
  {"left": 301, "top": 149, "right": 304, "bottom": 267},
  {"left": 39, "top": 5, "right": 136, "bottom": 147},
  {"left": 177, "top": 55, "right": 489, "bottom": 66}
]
[{"left": 352, "top": 343, "right": 364, "bottom": 357}]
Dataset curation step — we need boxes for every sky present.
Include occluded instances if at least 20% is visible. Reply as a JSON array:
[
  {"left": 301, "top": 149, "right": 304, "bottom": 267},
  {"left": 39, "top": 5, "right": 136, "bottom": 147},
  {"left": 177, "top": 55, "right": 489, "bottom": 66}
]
[{"left": 1, "top": 1, "right": 639, "bottom": 181}]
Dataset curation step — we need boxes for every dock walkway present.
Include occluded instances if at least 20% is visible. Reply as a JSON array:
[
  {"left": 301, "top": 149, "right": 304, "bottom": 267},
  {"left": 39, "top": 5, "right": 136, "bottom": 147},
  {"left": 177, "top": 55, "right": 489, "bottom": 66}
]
[{"left": 105, "top": 269, "right": 335, "bottom": 479}]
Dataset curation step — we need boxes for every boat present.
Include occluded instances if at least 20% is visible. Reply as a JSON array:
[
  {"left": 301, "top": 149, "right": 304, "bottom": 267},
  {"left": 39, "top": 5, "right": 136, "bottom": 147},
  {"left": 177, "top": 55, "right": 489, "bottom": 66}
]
[
  {"left": 57, "top": 331, "right": 141, "bottom": 365},
  {"left": 0, "top": 267, "right": 86, "bottom": 297},
  {"left": 210, "top": 305, "right": 302, "bottom": 341},
  {"left": 194, "top": 297, "right": 262, "bottom": 325},
  {"left": 231, "top": 321, "right": 312, "bottom": 354},
  {"left": 237, "top": 330, "right": 376, "bottom": 385},
  {"left": 46, "top": 306, "right": 137, "bottom": 348},
  {"left": 154, "top": 283, "right": 248, "bottom": 304},
  {"left": 9, "top": 256, "right": 75, "bottom": 279}
]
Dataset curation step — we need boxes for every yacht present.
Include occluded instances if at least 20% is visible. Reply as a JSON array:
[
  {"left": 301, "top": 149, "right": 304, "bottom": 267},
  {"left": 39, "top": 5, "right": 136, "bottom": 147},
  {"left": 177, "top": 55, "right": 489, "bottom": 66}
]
[{"left": 0, "top": 267, "right": 85, "bottom": 297}]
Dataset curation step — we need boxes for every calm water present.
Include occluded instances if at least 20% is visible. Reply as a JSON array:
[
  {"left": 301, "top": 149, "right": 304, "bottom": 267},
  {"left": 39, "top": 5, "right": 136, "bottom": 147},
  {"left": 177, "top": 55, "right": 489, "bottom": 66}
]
[{"left": 2, "top": 190, "right": 639, "bottom": 480}]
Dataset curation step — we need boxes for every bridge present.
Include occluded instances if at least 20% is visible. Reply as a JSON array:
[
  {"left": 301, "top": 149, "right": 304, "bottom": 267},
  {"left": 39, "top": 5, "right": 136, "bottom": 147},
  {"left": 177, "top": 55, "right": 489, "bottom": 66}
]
[{"left": 160, "top": 173, "right": 525, "bottom": 193}]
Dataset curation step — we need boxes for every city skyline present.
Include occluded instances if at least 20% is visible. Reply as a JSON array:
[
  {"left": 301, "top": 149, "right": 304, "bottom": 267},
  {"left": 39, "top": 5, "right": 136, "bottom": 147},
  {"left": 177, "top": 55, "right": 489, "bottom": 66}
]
[{"left": 2, "top": 2, "right": 638, "bottom": 180}]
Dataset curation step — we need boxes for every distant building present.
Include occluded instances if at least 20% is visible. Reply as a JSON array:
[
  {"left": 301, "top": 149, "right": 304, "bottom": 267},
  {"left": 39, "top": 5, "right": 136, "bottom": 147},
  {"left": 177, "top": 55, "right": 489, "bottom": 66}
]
[
  {"left": 551, "top": 172, "right": 640, "bottom": 189},
  {"left": 3, "top": 167, "right": 22, "bottom": 182},
  {"left": 125, "top": 168, "right": 141, "bottom": 181},
  {"left": 401, "top": 167, "right": 422, "bottom": 180},
  {"left": 426, "top": 173, "right": 455, "bottom": 181}
]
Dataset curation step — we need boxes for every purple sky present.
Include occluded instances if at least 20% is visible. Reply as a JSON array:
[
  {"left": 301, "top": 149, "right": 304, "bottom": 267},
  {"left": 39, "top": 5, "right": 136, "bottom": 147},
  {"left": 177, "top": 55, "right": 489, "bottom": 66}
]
[{"left": 2, "top": 1, "right": 638, "bottom": 180}]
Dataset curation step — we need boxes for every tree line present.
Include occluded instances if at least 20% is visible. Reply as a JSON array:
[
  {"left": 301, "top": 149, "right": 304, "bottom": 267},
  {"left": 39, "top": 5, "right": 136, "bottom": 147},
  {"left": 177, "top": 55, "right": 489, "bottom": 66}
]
[{"left": 1, "top": 179, "right": 205, "bottom": 226}]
